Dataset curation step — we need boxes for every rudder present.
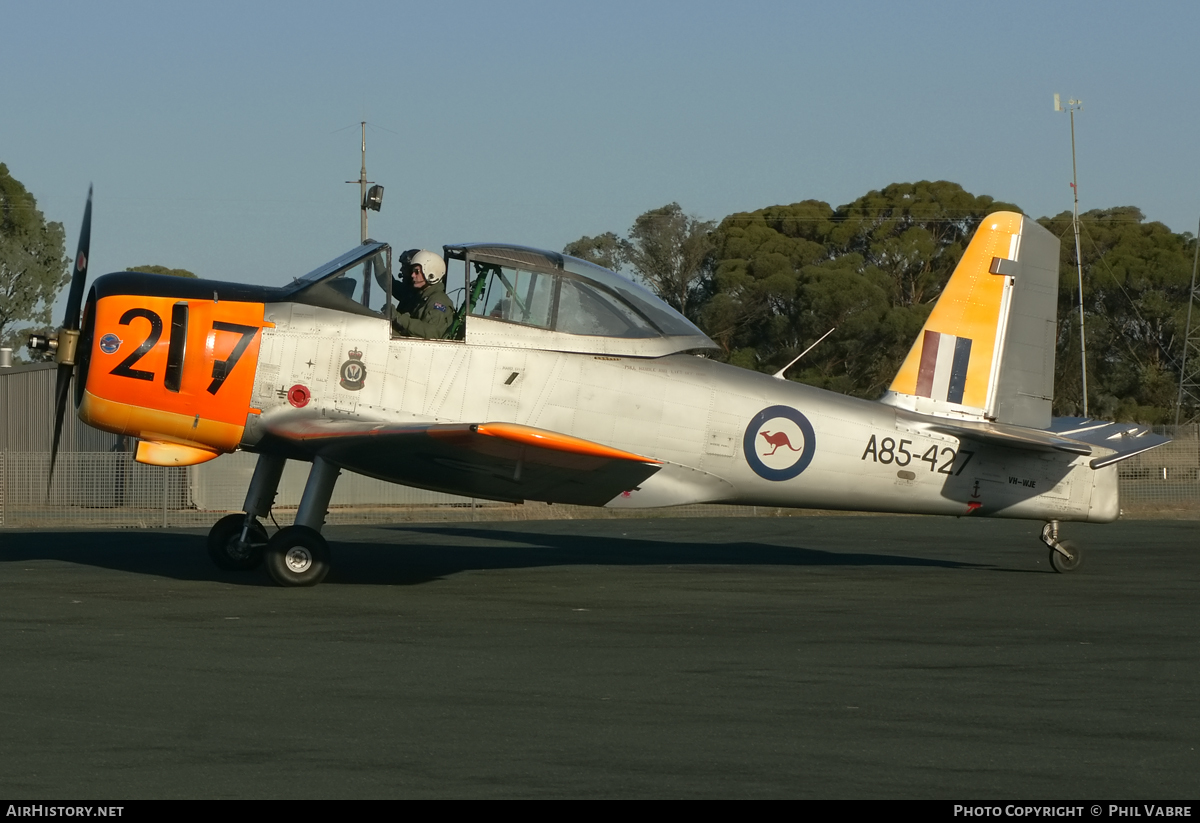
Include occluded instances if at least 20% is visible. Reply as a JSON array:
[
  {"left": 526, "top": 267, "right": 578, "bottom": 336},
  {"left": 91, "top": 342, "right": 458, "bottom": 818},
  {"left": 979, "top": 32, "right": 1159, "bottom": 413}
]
[{"left": 881, "top": 212, "right": 1059, "bottom": 429}]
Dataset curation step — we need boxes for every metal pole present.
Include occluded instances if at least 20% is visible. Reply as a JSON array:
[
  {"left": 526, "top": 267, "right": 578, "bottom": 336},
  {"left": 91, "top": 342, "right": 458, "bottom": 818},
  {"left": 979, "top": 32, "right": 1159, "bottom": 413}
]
[
  {"left": 1069, "top": 107, "right": 1088, "bottom": 417},
  {"left": 359, "top": 122, "right": 368, "bottom": 244},
  {"left": 345, "top": 122, "right": 374, "bottom": 245},
  {"left": 346, "top": 122, "right": 374, "bottom": 306}
]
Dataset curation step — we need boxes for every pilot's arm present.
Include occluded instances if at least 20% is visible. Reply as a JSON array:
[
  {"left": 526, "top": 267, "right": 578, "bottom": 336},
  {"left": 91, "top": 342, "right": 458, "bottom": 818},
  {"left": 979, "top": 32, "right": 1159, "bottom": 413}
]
[
  {"left": 375, "top": 248, "right": 419, "bottom": 296},
  {"left": 393, "top": 297, "right": 453, "bottom": 339}
]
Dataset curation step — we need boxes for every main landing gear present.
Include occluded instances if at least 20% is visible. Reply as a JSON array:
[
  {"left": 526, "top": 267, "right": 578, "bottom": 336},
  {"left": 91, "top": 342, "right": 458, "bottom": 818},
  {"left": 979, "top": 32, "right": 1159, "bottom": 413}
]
[
  {"left": 207, "top": 513, "right": 268, "bottom": 571},
  {"left": 1041, "top": 520, "right": 1082, "bottom": 573},
  {"left": 205, "top": 453, "right": 341, "bottom": 587}
]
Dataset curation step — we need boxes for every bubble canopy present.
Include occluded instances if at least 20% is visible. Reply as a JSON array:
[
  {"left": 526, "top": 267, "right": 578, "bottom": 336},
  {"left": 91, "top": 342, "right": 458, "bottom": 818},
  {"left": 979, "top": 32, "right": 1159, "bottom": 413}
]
[{"left": 445, "top": 243, "right": 717, "bottom": 357}]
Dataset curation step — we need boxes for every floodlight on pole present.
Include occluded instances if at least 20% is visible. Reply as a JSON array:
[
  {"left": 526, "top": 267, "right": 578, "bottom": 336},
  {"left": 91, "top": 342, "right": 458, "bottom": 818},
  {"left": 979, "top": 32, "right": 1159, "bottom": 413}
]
[
  {"left": 1055, "top": 93, "right": 1088, "bottom": 417},
  {"left": 365, "top": 184, "right": 384, "bottom": 212}
]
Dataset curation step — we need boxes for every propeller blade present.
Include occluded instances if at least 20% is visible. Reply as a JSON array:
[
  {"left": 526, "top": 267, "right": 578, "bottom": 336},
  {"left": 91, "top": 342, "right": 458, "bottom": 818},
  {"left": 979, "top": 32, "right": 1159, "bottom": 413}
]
[
  {"left": 62, "top": 185, "right": 92, "bottom": 331},
  {"left": 48, "top": 186, "right": 93, "bottom": 494}
]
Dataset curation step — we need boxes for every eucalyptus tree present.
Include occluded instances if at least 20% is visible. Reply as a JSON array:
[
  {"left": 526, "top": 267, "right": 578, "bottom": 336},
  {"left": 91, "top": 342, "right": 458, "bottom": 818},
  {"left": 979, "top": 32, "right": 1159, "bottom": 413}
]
[{"left": 0, "top": 163, "right": 69, "bottom": 356}]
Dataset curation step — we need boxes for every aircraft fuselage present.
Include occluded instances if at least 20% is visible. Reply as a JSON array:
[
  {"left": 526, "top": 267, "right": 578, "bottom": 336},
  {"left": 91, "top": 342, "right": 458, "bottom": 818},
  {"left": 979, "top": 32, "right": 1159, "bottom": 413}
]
[{"left": 239, "top": 303, "right": 1116, "bottom": 523}]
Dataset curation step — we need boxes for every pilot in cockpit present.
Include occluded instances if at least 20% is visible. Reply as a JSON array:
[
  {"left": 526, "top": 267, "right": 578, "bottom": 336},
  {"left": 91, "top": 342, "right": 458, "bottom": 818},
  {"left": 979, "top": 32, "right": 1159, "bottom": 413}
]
[{"left": 390, "top": 249, "right": 452, "bottom": 339}]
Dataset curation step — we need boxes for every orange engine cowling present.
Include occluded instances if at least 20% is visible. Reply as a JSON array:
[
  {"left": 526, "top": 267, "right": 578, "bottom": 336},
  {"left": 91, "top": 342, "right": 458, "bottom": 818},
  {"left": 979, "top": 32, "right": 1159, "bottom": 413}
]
[{"left": 77, "top": 281, "right": 270, "bottom": 466}]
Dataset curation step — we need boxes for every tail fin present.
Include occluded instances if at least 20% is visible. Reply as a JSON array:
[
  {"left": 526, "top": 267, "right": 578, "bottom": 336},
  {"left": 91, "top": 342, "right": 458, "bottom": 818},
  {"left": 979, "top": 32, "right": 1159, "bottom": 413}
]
[{"left": 881, "top": 212, "right": 1059, "bottom": 429}]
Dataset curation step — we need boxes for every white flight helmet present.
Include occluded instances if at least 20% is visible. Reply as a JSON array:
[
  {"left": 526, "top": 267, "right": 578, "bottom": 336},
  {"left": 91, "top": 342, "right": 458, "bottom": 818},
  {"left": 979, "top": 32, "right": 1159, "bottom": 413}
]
[{"left": 409, "top": 249, "right": 446, "bottom": 285}]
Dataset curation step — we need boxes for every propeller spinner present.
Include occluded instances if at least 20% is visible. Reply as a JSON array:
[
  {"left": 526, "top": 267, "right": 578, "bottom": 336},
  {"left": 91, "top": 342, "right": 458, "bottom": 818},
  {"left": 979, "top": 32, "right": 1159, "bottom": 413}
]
[{"left": 28, "top": 186, "right": 93, "bottom": 490}]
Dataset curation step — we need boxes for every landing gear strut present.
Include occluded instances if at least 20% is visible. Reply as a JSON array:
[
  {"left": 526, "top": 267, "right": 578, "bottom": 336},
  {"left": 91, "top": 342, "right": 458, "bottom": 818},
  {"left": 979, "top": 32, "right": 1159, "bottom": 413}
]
[
  {"left": 205, "top": 453, "right": 340, "bottom": 586},
  {"left": 207, "top": 453, "right": 285, "bottom": 573},
  {"left": 1041, "top": 520, "right": 1083, "bottom": 573}
]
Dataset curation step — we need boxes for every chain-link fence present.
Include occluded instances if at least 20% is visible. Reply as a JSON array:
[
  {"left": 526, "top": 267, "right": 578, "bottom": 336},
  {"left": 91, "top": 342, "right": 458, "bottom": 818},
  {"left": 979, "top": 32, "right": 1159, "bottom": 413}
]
[
  {"left": 1112, "top": 426, "right": 1200, "bottom": 518},
  {"left": 1, "top": 430, "right": 1196, "bottom": 528}
]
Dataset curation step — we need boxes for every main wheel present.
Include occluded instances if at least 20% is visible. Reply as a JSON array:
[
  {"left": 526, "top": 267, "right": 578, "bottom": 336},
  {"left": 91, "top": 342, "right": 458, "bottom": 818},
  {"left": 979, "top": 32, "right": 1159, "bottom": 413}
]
[
  {"left": 208, "top": 514, "right": 268, "bottom": 571},
  {"left": 264, "top": 526, "right": 330, "bottom": 587},
  {"left": 1049, "top": 539, "right": 1083, "bottom": 574}
]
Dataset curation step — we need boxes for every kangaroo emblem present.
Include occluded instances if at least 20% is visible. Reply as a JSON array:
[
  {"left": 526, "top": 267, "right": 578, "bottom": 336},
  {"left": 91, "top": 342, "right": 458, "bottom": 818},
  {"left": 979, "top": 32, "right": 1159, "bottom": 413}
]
[{"left": 759, "top": 430, "right": 803, "bottom": 456}]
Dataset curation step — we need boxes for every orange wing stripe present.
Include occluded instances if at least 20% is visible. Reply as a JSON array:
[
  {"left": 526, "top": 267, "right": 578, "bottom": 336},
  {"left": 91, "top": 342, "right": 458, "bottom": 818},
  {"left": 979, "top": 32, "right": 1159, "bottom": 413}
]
[{"left": 474, "top": 423, "right": 660, "bottom": 464}]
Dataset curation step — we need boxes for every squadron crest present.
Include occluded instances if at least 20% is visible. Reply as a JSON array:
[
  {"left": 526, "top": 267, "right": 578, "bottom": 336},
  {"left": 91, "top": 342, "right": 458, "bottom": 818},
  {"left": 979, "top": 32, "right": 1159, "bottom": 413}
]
[{"left": 339, "top": 348, "right": 367, "bottom": 391}]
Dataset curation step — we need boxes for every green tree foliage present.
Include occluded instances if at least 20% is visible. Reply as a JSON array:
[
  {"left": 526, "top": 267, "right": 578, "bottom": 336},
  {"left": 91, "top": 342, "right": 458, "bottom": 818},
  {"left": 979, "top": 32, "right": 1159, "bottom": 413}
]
[
  {"left": 0, "top": 163, "right": 69, "bottom": 355},
  {"left": 565, "top": 204, "right": 715, "bottom": 319},
  {"left": 570, "top": 182, "right": 1197, "bottom": 423},
  {"left": 563, "top": 232, "right": 624, "bottom": 272},
  {"left": 704, "top": 182, "right": 1018, "bottom": 397},
  {"left": 1040, "top": 208, "right": 1197, "bottom": 422},
  {"left": 126, "top": 265, "right": 197, "bottom": 278},
  {"left": 827, "top": 181, "right": 1020, "bottom": 307},
  {"left": 619, "top": 204, "right": 715, "bottom": 319}
]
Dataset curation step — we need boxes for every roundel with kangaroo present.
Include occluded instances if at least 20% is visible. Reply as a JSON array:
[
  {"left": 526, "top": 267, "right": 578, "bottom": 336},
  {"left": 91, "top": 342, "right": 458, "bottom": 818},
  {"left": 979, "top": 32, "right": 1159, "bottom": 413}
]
[{"left": 743, "top": 405, "right": 817, "bottom": 481}]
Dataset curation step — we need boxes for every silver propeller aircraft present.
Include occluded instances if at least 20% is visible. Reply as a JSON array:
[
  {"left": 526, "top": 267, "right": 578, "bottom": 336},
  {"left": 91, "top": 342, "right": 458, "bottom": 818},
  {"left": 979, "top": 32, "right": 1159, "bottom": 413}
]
[{"left": 35, "top": 196, "right": 1168, "bottom": 586}]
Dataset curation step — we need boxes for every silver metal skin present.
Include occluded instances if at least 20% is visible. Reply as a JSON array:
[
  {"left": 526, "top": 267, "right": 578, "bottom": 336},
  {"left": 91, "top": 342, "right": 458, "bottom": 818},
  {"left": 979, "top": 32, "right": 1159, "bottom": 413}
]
[
  {"left": 245, "top": 327, "right": 1115, "bottom": 523},
  {"left": 224, "top": 217, "right": 1166, "bottom": 560}
]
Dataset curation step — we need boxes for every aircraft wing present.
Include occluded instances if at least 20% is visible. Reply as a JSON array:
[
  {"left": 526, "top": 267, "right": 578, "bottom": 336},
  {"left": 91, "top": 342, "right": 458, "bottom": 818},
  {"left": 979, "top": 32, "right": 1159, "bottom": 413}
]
[{"left": 262, "top": 418, "right": 663, "bottom": 506}]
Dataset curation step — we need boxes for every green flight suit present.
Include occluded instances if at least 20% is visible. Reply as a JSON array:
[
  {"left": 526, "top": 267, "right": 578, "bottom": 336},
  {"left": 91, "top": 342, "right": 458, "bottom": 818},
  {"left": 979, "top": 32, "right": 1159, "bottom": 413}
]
[{"left": 392, "top": 281, "right": 453, "bottom": 339}]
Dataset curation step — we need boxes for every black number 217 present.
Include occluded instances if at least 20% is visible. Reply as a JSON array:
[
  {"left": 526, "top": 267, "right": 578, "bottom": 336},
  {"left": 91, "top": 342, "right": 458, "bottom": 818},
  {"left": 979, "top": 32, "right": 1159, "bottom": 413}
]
[{"left": 109, "top": 307, "right": 257, "bottom": 396}]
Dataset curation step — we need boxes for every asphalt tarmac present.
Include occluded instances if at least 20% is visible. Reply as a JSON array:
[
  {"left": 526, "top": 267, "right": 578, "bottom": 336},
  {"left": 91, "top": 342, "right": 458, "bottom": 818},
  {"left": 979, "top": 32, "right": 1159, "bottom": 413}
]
[{"left": 0, "top": 515, "right": 1196, "bottom": 799}]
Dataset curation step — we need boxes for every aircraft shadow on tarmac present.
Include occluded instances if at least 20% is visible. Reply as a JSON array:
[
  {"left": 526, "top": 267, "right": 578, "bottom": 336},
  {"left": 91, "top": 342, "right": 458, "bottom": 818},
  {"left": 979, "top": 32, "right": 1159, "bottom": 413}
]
[{"left": 0, "top": 525, "right": 1007, "bottom": 587}]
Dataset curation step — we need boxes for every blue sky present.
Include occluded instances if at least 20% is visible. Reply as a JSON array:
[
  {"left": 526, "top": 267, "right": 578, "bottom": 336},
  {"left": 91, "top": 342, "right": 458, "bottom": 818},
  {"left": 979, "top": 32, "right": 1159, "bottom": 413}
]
[{"left": 3, "top": 0, "right": 1198, "bottom": 303}]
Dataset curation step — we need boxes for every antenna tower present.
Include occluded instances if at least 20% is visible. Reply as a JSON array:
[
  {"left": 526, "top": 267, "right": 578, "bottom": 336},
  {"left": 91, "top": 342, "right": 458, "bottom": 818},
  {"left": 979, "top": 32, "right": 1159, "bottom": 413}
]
[{"left": 1174, "top": 217, "right": 1200, "bottom": 425}]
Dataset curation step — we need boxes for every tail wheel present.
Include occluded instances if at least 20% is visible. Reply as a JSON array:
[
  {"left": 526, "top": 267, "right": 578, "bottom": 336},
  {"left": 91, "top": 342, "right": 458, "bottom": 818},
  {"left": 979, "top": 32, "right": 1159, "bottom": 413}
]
[
  {"left": 1049, "top": 539, "right": 1083, "bottom": 574},
  {"left": 264, "top": 526, "right": 330, "bottom": 587},
  {"left": 208, "top": 514, "right": 268, "bottom": 571}
]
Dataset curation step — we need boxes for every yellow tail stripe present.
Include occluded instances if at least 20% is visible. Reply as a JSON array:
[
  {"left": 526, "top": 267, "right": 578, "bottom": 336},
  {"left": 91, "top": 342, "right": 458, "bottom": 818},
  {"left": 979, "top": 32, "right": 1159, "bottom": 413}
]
[{"left": 889, "top": 211, "right": 1023, "bottom": 409}]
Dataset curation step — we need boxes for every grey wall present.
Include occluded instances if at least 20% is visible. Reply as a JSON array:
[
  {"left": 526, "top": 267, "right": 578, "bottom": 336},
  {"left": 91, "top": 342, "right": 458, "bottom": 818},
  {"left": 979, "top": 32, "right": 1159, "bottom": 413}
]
[{"left": 0, "top": 363, "right": 124, "bottom": 453}]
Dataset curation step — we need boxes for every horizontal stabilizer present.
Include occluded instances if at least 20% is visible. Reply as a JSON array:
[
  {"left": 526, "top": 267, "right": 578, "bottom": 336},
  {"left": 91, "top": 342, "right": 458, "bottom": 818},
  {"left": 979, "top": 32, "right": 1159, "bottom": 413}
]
[
  {"left": 908, "top": 413, "right": 1171, "bottom": 467},
  {"left": 1047, "top": 418, "right": 1172, "bottom": 469},
  {"left": 914, "top": 415, "right": 1093, "bottom": 455}
]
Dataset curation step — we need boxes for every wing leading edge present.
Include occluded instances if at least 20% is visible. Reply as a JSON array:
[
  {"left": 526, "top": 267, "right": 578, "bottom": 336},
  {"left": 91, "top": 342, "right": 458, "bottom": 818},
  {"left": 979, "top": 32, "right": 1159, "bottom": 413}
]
[{"left": 264, "top": 418, "right": 663, "bottom": 506}]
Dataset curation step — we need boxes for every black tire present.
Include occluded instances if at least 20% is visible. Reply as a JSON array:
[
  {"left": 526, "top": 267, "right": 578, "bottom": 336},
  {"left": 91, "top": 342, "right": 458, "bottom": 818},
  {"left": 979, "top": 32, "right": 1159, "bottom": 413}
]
[
  {"left": 208, "top": 514, "right": 268, "bottom": 571},
  {"left": 1049, "top": 539, "right": 1083, "bottom": 573},
  {"left": 264, "top": 526, "right": 330, "bottom": 587}
]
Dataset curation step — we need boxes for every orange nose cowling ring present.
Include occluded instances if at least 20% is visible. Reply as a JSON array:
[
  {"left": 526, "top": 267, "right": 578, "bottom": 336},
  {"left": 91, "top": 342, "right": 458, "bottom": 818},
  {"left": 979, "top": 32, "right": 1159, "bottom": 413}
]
[{"left": 79, "top": 294, "right": 267, "bottom": 462}]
